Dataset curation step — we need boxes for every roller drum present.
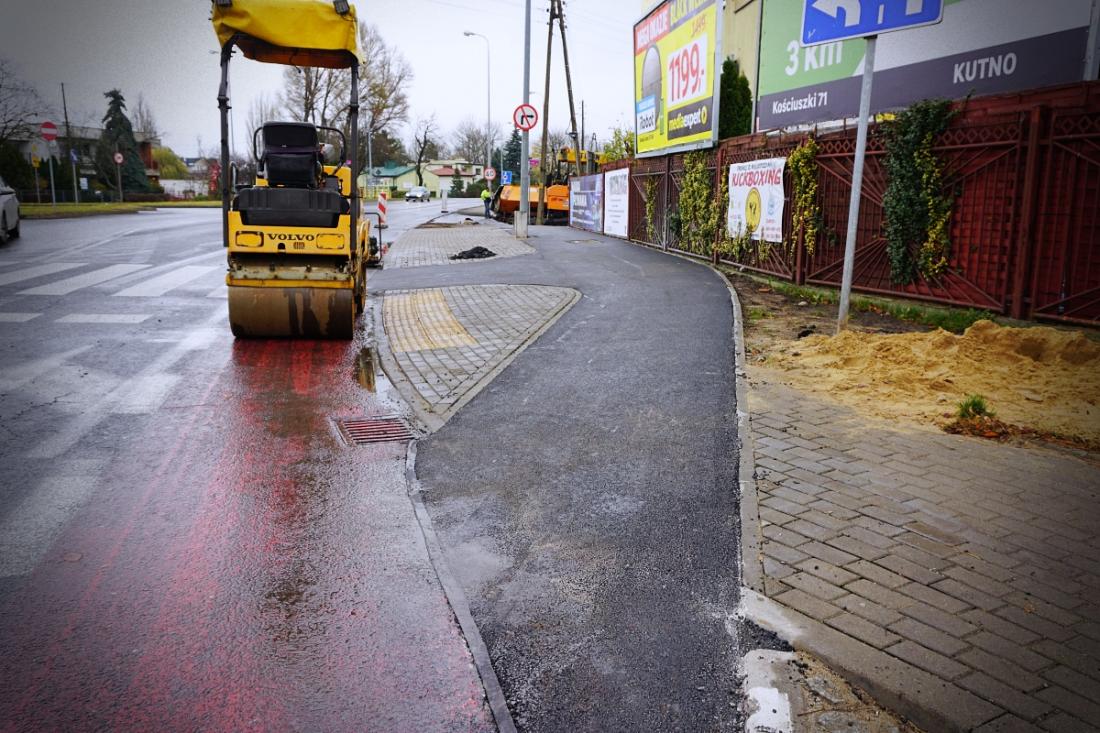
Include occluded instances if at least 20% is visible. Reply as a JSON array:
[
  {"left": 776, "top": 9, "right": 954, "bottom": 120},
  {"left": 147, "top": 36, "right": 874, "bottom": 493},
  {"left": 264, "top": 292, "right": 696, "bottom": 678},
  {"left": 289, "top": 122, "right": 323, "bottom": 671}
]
[{"left": 228, "top": 286, "right": 355, "bottom": 339}]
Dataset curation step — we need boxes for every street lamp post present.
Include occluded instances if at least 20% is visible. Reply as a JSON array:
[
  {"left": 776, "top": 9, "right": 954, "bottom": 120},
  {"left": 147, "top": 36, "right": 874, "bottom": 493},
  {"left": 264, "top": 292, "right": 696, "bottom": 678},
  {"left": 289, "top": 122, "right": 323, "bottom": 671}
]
[{"left": 463, "top": 31, "right": 492, "bottom": 190}]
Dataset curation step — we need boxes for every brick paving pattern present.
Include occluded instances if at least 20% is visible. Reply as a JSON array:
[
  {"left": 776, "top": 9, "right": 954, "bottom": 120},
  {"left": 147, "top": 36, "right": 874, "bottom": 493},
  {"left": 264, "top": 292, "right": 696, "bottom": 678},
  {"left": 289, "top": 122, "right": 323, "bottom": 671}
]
[
  {"left": 381, "top": 284, "right": 578, "bottom": 419},
  {"left": 385, "top": 225, "right": 534, "bottom": 269},
  {"left": 745, "top": 375, "right": 1100, "bottom": 731}
]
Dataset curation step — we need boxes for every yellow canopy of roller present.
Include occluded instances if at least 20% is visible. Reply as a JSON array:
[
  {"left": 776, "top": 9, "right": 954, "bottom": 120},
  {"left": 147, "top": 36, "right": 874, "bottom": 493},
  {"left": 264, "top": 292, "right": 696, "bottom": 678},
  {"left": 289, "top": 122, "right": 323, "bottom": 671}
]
[{"left": 212, "top": 0, "right": 361, "bottom": 69}]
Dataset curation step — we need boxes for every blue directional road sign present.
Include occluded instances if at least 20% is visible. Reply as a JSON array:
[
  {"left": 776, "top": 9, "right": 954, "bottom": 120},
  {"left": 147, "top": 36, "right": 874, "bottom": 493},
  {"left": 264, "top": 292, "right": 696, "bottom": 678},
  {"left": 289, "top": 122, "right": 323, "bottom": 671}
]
[
  {"left": 801, "top": 0, "right": 943, "bottom": 46},
  {"left": 501, "top": 170, "right": 513, "bottom": 185}
]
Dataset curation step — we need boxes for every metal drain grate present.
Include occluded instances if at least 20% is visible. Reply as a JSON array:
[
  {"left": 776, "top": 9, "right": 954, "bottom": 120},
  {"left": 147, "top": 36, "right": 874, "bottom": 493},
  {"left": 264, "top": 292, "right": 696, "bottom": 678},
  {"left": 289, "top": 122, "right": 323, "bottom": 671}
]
[{"left": 337, "top": 416, "right": 414, "bottom": 445}]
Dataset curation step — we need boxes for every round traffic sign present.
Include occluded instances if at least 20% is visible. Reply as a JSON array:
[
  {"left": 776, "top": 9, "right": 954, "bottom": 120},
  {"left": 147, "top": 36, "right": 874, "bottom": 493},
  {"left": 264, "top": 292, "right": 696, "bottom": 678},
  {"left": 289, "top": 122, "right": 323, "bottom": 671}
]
[
  {"left": 484, "top": 166, "right": 497, "bottom": 181},
  {"left": 513, "top": 103, "right": 538, "bottom": 132},
  {"left": 113, "top": 152, "right": 124, "bottom": 165},
  {"left": 40, "top": 121, "right": 58, "bottom": 141}
]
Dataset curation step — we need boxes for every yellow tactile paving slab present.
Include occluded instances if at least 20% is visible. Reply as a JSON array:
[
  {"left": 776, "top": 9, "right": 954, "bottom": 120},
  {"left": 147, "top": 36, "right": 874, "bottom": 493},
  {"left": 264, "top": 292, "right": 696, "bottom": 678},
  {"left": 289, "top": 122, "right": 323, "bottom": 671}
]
[{"left": 384, "top": 289, "right": 478, "bottom": 353}]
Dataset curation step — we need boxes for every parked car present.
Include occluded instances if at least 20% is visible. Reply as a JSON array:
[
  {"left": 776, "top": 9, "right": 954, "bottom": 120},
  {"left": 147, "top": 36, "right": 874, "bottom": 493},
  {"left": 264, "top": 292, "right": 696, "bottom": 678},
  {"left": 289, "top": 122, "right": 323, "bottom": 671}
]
[
  {"left": 0, "top": 176, "right": 19, "bottom": 243},
  {"left": 405, "top": 185, "right": 430, "bottom": 202}
]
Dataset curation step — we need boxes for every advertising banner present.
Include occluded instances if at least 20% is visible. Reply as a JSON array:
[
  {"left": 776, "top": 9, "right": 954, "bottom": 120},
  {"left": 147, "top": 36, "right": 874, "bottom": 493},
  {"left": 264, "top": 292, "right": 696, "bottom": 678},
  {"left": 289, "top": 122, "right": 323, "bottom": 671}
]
[
  {"left": 727, "top": 158, "right": 786, "bottom": 243},
  {"left": 569, "top": 174, "right": 604, "bottom": 233},
  {"left": 634, "top": 0, "right": 721, "bottom": 157},
  {"left": 603, "top": 168, "right": 630, "bottom": 238},
  {"left": 758, "top": 0, "right": 1092, "bottom": 130}
]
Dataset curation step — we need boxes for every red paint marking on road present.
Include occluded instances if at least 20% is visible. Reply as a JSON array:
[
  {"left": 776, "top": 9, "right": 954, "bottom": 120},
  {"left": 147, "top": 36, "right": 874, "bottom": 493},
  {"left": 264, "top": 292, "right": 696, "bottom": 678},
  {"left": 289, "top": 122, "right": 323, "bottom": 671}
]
[{"left": 112, "top": 340, "right": 291, "bottom": 730}]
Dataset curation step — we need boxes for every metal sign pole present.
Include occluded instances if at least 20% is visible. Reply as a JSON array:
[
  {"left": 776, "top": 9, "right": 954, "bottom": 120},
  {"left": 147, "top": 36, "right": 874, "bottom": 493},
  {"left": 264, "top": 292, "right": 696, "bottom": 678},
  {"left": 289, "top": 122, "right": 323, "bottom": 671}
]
[
  {"left": 48, "top": 154, "right": 57, "bottom": 206},
  {"left": 517, "top": 0, "right": 532, "bottom": 238},
  {"left": 836, "top": 34, "right": 876, "bottom": 332}
]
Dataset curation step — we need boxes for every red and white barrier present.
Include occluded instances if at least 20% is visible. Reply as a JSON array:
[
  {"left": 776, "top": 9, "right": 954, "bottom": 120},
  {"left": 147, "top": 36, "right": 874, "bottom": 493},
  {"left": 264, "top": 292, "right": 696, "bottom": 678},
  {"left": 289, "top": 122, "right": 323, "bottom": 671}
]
[{"left": 377, "top": 190, "right": 388, "bottom": 229}]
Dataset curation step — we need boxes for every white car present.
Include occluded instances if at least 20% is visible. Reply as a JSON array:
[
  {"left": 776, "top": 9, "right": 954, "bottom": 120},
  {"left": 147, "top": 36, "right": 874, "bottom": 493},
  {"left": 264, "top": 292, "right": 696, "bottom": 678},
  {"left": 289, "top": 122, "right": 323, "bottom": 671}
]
[{"left": 0, "top": 176, "right": 20, "bottom": 243}]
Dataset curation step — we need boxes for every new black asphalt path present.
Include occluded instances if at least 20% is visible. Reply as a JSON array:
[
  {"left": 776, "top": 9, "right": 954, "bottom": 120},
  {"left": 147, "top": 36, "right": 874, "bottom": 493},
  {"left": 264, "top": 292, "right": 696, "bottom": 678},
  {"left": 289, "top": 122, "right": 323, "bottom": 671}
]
[{"left": 369, "top": 224, "right": 748, "bottom": 731}]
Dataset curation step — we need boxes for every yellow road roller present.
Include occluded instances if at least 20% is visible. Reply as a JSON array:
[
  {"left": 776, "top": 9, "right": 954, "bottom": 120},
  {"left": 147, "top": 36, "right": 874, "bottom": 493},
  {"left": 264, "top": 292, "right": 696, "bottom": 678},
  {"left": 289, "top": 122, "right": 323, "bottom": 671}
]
[{"left": 212, "top": 0, "right": 377, "bottom": 338}]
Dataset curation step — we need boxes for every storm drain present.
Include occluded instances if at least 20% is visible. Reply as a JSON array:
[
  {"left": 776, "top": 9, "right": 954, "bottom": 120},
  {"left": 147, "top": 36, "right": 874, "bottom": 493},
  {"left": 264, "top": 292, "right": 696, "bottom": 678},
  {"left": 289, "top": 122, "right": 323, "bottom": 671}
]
[{"left": 336, "top": 416, "right": 414, "bottom": 445}]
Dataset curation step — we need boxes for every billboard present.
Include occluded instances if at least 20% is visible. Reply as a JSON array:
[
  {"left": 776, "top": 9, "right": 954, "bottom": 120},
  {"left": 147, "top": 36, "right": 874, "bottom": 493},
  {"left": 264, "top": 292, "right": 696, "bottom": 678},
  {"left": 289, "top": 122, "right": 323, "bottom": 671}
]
[
  {"left": 603, "top": 169, "right": 630, "bottom": 239},
  {"left": 757, "top": 0, "right": 1093, "bottom": 130},
  {"left": 569, "top": 174, "right": 604, "bottom": 233},
  {"left": 634, "top": 0, "right": 722, "bottom": 157},
  {"left": 727, "top": 158, "right": 786, "bottom": 244}
]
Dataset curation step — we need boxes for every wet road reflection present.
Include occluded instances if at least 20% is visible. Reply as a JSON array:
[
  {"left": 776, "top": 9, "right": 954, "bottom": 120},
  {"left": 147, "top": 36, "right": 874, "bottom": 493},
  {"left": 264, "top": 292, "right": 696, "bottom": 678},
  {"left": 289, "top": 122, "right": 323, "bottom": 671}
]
[{"left": 0, "top": 332, "right": 493, "bottom": 732}]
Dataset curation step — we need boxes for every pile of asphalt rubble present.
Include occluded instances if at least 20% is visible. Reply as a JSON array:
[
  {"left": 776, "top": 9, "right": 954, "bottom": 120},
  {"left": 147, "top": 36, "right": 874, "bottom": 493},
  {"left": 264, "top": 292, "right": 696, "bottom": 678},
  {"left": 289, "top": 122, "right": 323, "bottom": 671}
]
[{"left": 450, "top": 246, "right": 496, "bottom": 260}]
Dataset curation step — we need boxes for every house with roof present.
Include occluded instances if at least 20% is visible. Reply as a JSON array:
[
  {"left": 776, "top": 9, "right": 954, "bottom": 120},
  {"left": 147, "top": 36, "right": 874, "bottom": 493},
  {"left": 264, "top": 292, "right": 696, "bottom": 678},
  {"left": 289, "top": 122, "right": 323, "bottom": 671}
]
[
  {"left": 427, "top": 159, "right": 485, "bottom": 194},
  {"left": 10, "top": 124, "right": 160, "bottom": 186}
]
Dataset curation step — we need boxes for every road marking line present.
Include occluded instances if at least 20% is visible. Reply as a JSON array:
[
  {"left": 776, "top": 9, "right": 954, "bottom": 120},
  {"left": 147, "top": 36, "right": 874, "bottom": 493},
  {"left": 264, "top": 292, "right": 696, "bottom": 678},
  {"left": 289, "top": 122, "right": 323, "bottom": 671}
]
[
  {"left": 0, "top": 262, "right": 86, "bottom": 287},
  {"left": 19, "top": 264, "right": 151, "bottom": 295},
  {"left": 56, "top": 313, "right": 151, "bottom": 324},
  {"left": 111, "top": 374, "right": 181, "bottom": 414},
  {"left": 0, "top": 312, "right": 41, "bottom": 322},
  {"left": 0, "top": 459, "right": 106, "bottom": 578},
  {"left": 206, "top": 287, "right": 227, "bottom": 299},
  {"left": 112, "top": 265, "right": 221, "bottom": 297},
  {"left": 29, "top": 310, "right": 225, "bottom": 459}
]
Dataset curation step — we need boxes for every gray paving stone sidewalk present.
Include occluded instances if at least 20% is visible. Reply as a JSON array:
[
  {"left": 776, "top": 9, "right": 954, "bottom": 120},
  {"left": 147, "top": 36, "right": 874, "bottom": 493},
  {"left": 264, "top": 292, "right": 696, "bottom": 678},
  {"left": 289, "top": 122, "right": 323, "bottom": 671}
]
[
  {"left": 384, "top": 224, "right": 534, "bottom": 269},
  {"left": 376, "top": 284, "right": 578, "bottom": 429},
  {"left": 742, "top": 372, "right": 1100, "bottom": 732}
]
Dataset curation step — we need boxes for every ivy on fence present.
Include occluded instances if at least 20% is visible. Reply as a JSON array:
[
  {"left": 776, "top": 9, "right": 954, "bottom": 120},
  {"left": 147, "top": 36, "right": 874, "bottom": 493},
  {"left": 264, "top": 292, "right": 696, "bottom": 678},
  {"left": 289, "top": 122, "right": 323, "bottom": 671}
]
[{"left": 882, "top": 99, "right": 957, "bottom": 284}]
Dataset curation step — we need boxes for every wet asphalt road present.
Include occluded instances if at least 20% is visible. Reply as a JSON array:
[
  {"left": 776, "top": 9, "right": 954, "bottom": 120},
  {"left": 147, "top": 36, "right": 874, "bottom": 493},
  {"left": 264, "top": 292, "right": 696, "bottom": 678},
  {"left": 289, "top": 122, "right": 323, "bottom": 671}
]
[
  {"left": 372, "top": 225, "right": 748, "bottom": 731},
  {"left": 0, "top": 206, "right": 494, "bottom": 731}
]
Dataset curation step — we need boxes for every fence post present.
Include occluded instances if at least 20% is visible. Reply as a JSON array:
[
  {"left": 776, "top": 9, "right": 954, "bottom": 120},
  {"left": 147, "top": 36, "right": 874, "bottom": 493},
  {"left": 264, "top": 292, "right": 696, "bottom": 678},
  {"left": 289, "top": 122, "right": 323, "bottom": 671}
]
[
  {"left": 713, "top": 146, "right": 723, "bottom": 265},
  {"left": 1010, "top": 106, "right": 1045, "bottom": 320},
  {"left": 794, "top": 220, "right": 806, "bottom": 285},
  {"left": 661, "top": 155, "right": 670, "bottom": 251}
]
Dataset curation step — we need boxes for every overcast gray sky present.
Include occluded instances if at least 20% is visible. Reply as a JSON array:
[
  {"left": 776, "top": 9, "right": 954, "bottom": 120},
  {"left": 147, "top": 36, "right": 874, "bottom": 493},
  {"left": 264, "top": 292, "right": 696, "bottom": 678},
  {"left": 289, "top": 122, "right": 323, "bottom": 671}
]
[{"left": 0, "top": 0, "right": 639, "bottom": 159}]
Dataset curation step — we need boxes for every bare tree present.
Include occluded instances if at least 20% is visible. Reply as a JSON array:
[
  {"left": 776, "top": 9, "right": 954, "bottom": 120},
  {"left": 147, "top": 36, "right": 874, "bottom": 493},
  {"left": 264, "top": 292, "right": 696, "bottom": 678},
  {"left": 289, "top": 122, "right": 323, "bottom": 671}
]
[
  {"left": 409, "top": 115, "right": 440, "bottom": 186},
  {"left": 0, "top": 58, "right": 43, "bottom": 147},
  {"left": 244, "top": 93, "right": 280, "bottom": 149},
  {"left": 281, "top": 65, "right": 349, "bottom": 129},
  {"left": 359, "top": 24, "right": 412, "bottom": 137},
  {"left": 131, "top": 93, "right": 160, "bottom": 139},
  {"left": 450, "top": 117, "right": 504, "bottom": 165}
]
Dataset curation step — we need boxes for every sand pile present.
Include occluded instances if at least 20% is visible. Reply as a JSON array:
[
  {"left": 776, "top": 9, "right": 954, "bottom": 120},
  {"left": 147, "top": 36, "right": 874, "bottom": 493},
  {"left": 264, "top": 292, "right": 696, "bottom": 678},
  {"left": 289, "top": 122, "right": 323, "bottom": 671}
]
[{"left": 762, "top": 320, "right": 1100, "bottom": 442}]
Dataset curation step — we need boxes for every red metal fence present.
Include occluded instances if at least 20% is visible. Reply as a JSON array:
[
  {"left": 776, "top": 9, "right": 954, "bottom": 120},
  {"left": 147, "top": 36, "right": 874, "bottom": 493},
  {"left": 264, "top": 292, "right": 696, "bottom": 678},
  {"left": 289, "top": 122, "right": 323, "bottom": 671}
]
[{"left": 616, "top": 82, "right": 1100, "bottom": 325}]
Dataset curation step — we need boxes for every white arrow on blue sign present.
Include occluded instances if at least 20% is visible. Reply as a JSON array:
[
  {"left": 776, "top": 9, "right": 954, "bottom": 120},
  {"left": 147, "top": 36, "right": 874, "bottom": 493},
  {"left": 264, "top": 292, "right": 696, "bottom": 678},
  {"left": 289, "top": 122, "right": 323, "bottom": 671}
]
[
  {"left": 501, "top": 170, "right": 513, "bottom": 185},
  {"left": 801, "top": 0, "right": 943, "bottom": 46}
]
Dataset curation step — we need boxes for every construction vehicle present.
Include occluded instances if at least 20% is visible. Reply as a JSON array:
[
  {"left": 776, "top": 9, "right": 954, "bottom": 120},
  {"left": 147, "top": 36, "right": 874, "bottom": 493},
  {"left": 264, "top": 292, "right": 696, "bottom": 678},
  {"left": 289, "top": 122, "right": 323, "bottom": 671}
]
[
  {"left": 212, "top": 0, "right": 377, "bottom": 338},
  {"left": 492, "top": 146, "right": 606, "bottom": 223}
]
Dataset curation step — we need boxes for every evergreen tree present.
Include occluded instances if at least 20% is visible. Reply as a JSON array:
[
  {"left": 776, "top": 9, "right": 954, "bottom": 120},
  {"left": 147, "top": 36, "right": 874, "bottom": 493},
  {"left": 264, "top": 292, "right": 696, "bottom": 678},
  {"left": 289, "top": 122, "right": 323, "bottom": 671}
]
[
  {"left": 448, "top": 174, "right": 465, "bottom": 197},
  {"left": 0, "top": 142, "right": 33, "bottom": 191},
  {"left": 718, "top": 59, "right": 753, "bottom": 140},
  {"left": 95, "top": 89, "right": 150, "bottom": 193},
  {"left": 503, "top": 128, "right": 522, "bottom": 179}
]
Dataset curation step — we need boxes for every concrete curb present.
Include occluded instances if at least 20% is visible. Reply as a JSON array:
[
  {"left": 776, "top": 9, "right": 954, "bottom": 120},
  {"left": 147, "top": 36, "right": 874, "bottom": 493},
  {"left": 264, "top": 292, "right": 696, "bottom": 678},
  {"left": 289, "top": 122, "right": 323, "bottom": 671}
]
[
  {"left": 740, "top": 590, "right": 999, "bottom": 732},
  {"left": 405, "top": 442, "right": 517, "bottom": 733}
]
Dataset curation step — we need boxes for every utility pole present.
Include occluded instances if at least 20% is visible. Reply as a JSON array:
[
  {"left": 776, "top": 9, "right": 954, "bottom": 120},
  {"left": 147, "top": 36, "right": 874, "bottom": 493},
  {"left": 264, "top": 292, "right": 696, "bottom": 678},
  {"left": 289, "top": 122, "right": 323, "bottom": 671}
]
[
  {"left": 556, "top": 1, "right": 580, "bottom": 178},
  {"left": 580, "top": 100, "right": 585, "bottom": 174},
  {"left": 536, "top": 0, "right": 556, "bottom": 225},
  {"left": 61, "top": 83, "right": 78, "bottom": 203},
  {"left": 517, "top": 0, "right": 532, "bottom": 238}
]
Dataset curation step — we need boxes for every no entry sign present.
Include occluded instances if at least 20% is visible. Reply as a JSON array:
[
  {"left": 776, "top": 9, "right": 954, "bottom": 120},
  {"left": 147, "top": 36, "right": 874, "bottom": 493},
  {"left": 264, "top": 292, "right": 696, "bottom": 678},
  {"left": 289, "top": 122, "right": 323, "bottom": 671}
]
[
  {"left": 40, "top": 121, "right": 58, "bottom": 141},
  {"left": 513, "top": 103, "right": 538, "bottom": 131}
]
